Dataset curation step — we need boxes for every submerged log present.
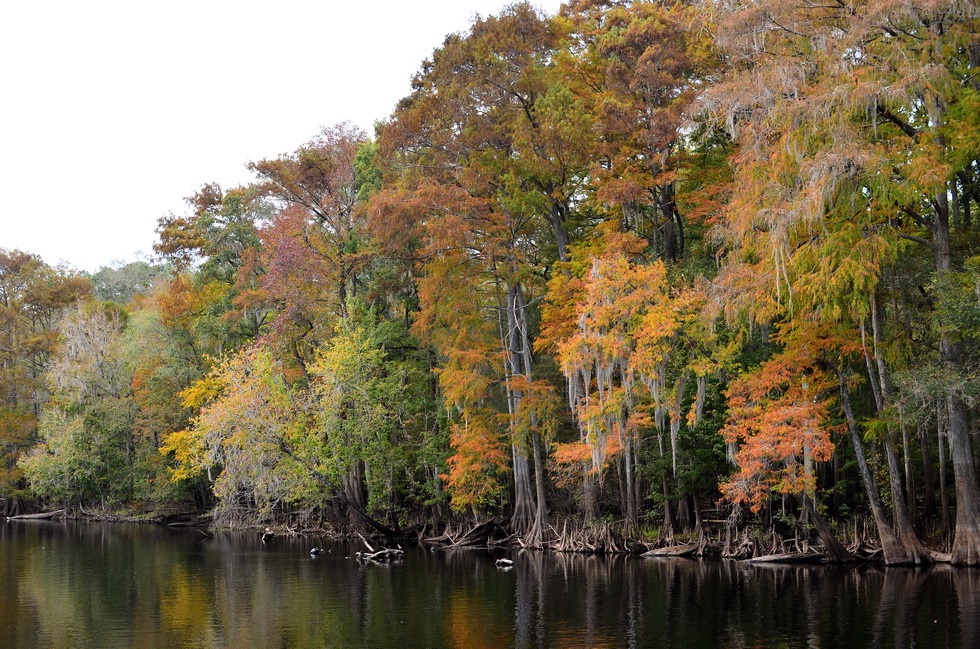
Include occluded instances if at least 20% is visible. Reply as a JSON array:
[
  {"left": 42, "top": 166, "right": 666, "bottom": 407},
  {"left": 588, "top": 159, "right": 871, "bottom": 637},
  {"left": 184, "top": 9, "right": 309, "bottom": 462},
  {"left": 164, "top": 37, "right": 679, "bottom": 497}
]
[
  {"left": 642, "top": 544, "right": 698, "bottom": 558},
  {"left": 6, "top": 509, "right": 65, "bottom": 521}
]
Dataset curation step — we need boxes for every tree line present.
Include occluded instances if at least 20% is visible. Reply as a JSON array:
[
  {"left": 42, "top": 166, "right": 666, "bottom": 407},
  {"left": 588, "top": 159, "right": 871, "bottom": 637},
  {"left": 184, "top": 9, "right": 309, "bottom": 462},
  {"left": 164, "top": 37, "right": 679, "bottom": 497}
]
[{"left": 3, "top": 0, "right": 980, "bottom": 565}]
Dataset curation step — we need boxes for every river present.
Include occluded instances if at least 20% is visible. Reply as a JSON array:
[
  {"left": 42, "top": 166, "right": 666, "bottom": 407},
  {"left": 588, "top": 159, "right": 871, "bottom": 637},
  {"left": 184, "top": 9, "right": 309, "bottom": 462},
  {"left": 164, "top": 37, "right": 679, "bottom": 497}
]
[{"left": 1, "top": 520, "right": 978, "bottom": 648}]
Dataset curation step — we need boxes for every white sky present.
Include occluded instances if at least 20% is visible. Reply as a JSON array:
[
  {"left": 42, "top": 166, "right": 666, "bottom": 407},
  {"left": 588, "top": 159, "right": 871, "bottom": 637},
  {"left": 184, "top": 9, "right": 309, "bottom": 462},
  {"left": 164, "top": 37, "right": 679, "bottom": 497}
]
[{"left": 1, "top": 0, "right": 564, "bottom": 273}]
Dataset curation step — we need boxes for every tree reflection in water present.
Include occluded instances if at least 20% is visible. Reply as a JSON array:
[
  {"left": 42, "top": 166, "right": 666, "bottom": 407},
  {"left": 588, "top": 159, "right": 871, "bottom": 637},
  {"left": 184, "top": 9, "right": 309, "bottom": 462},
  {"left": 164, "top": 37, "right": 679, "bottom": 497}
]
[{"left": 1, "top": 522, "right": 978, "bottom": 648}]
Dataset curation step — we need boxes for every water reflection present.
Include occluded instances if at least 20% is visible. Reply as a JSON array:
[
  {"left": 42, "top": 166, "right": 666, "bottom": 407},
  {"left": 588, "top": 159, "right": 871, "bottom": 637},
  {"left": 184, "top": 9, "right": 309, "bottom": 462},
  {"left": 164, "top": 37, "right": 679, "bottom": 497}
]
[{"left": 1, "top": 520, "right": 978, "bottom": 648}]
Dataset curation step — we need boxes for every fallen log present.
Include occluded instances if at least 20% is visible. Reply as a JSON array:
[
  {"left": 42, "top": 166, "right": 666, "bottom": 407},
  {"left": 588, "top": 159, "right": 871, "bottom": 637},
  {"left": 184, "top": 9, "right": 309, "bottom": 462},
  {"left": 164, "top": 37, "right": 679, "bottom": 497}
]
[
  {"left": 742, "top": 552, "right": 827, "bottom": 564},
  {"left": 642, "top": 544, "right": 698, "bottom": 558},
  {"left": 355, "top": 532, "right": 404, "bottom": 563},
  {"left": 6, "top": 509, "right": 65, "bottom": 521},
  {"left": 453, "top": 520, "right": 503, "bottom": 547},
  {"left": 355, "top": 548, "right": 405, "bottom": 563}
]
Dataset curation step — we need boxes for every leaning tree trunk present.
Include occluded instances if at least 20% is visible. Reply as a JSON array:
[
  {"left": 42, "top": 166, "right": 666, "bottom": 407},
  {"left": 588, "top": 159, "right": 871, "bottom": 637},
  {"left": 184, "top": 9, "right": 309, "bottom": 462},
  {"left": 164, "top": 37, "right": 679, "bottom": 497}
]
[
  {"left": 839, "top": 372, "right": 929, "bottom": 565},
  {"left": 864, "top": 302, "right": 932, "bottom": 564},
  {"left": 800, "top": 495, "right": 855, "bottom": 563},
  {"left": 883, "top": 436, "right": 931, "bottom": 563},
  {"left": 800, "top": 429, "right": 854, "bottom": 562}
]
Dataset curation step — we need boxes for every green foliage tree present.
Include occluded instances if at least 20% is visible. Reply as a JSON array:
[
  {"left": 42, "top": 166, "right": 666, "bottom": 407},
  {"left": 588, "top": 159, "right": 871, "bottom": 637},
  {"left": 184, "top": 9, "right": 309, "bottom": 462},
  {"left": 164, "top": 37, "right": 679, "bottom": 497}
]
[
  {"left": 0, "top": 249, "right": 90, "bottom": 503},
  {"left": 19, "top": 303, "right": 143, "bottom": 505},
  {"left": 90, "top": 260, "right": 169, "bottom": 305}
]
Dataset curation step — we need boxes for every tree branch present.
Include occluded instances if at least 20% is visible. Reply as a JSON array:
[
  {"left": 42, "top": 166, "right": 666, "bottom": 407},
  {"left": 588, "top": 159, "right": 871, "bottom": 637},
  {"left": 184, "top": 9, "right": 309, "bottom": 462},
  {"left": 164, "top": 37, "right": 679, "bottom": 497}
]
[
  {"left": 899, "top": 233, "right": 933, "bottom": 247},
  {"left": 876, "top": 105, "right": 919, "bottom": 139}
]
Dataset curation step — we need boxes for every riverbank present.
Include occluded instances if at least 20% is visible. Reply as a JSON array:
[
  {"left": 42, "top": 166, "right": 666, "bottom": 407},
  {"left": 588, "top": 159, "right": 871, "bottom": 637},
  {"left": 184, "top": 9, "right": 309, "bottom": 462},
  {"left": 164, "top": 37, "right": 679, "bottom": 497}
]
[
  {"left": 6, "top": 502, "right": 212, "bottom": 529},
  {"left": 9, "top": 501, "right": 957, "bottom": 566}
]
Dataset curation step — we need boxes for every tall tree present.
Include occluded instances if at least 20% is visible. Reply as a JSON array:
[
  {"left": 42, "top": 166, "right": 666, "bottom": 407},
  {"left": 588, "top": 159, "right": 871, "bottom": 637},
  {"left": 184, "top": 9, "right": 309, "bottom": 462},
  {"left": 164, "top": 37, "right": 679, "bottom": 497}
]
[
  {"left": 376, "top": 3, "right": 587, "bottom": 544},
  {"left": 154, "top": 182, "right": 272, "bottom": 366},
  {"left": 705, "top": 0, "right": 979, "bottom": 563},
  {"left": 251, "top": 123, "right": 367, "bottom": 327},
  {"left": 558, "top": 0, "right": 714, "bottom": 260},
  {"left": 20, "top": 303, "right": 140, "bottom": 505},
  {"left": 0, "top": 250, "right": 90, "bottom": 501},
  {"left": 540, "top": 222, "right": 707, "bottom": 530}
]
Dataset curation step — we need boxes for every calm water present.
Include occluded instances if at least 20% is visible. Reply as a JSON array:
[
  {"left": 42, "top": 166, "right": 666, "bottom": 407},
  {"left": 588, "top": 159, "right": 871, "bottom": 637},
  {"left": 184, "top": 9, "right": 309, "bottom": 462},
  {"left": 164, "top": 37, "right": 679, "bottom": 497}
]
[{"left": 1, "top": 521, "right": 978, "bottom": 649}]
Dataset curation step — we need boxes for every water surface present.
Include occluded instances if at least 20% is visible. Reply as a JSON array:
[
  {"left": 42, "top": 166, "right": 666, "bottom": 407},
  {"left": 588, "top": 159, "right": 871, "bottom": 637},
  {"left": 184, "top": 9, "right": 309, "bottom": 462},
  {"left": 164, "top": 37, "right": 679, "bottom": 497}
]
[{"left": 1, "top": 520, "right": 977, "bottom": 648}]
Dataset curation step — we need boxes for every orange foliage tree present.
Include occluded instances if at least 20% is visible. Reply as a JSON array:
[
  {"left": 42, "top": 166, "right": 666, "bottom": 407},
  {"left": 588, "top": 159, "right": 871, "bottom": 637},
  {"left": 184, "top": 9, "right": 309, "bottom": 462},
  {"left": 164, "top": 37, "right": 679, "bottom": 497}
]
[{"left": 541, "top": 222, "right": 702, "bottom": 529}]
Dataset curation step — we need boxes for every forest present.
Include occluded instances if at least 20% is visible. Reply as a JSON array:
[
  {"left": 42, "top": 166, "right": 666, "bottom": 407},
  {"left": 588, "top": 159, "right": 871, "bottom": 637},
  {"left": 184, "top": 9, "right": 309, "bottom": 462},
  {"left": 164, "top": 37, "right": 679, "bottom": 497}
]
[{"left": 2, "top": 0, "right": 980, "bottom": 566}]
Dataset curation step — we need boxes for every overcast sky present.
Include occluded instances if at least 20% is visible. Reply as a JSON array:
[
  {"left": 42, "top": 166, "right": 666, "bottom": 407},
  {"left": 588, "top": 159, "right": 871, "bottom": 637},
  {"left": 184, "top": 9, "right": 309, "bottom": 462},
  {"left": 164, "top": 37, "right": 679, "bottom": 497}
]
[{"left": 1, "top": 0, "right": 564, "bottom": 273}]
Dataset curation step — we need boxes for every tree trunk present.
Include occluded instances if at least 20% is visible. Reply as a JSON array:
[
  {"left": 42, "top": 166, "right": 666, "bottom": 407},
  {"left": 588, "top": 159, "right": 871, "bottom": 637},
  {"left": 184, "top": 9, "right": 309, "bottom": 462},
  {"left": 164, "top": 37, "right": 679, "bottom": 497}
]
[
  {"left": 657, "top": 430, "right": 677, "bottom": 535},
  {"left": 527, "top": 428, "right": 549, "bottom": 546},
  {"left": 947, "top": 396, "right": 980, "bottom": 564},
  {"left": 583, "top": 472, "right": 601, "bottom": 522},
  {"left": 504, "top": 279, "right": 549, "bottom": 545},
  {"left": 677, "top": 494, "right": 692, "bottom": 532},
  {"left": 345, "top": 462, "right": 368, "bottom": 512},
  {"left": 934, "top": 169, "right": 980, "bottom": 564},
  {"left": 691, "top": 493, "right": 704, "bottom": 533},
  {"left": 918, "top": 420, "right": 937, "bottom": 519},
  {"left": 800, "top": 496, "right": 855, "bottom": 563},
  {"left": 623, "top": 436, "right": 638, "bottom": 532},
  {"left": 883, "top": 437, "right": 931, "bottom": 564},
  {"left": 900, "top": 419, "right": 916, "bottom": 522},
  {"left": 938, "top": 406, "right": 952, "bottom": 542},
  {"left": 511, "top": 445, "right": 536, "bottom": 533},
  {"left": 865, "top": 300, "right": 932, "bottom": 564},
  {"left": 839, "top": 372, "right": 927, "bottom": 565},
  {"left": 548, "top": 198, "right": 570, "bottom": 263}
]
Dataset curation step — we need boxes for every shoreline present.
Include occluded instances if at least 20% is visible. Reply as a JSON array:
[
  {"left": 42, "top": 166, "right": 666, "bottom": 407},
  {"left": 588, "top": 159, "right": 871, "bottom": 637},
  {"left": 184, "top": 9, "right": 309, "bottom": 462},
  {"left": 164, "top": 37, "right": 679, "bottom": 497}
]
[{"left": 5, "top": 503, "right": 960, "bottom": 566}]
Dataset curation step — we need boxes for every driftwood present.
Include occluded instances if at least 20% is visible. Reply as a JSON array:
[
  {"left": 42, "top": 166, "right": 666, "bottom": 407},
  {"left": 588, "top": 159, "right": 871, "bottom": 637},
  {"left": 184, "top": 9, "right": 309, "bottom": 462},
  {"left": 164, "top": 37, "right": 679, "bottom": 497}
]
[
  {"left": 6, "top": 509, "right": 65, "bottom": 521},
  {"left": 356, "top": 548, "right": 404, "bottom": 563},
  {"left": 643, "top": 544, "right": 698, "bottom": 558},
  {"left": 355, "top": 532, "right": 404, "bottom": 563},
  {"left": 742, "top": 552, "right": 827, "bottom": 564},
  {"left": 427, "top": 520, "right": 511, "bottom": 548},
  {"left": 452, "top": 520, "right": 504, "bottom": 547}
]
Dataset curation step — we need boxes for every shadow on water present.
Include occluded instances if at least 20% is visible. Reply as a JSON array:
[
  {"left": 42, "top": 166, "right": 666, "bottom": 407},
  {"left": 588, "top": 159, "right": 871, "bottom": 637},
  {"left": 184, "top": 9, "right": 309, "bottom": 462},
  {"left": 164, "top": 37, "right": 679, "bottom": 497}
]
[{"left": 2, "top": 520, "right": 979, "bottom": 648}]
